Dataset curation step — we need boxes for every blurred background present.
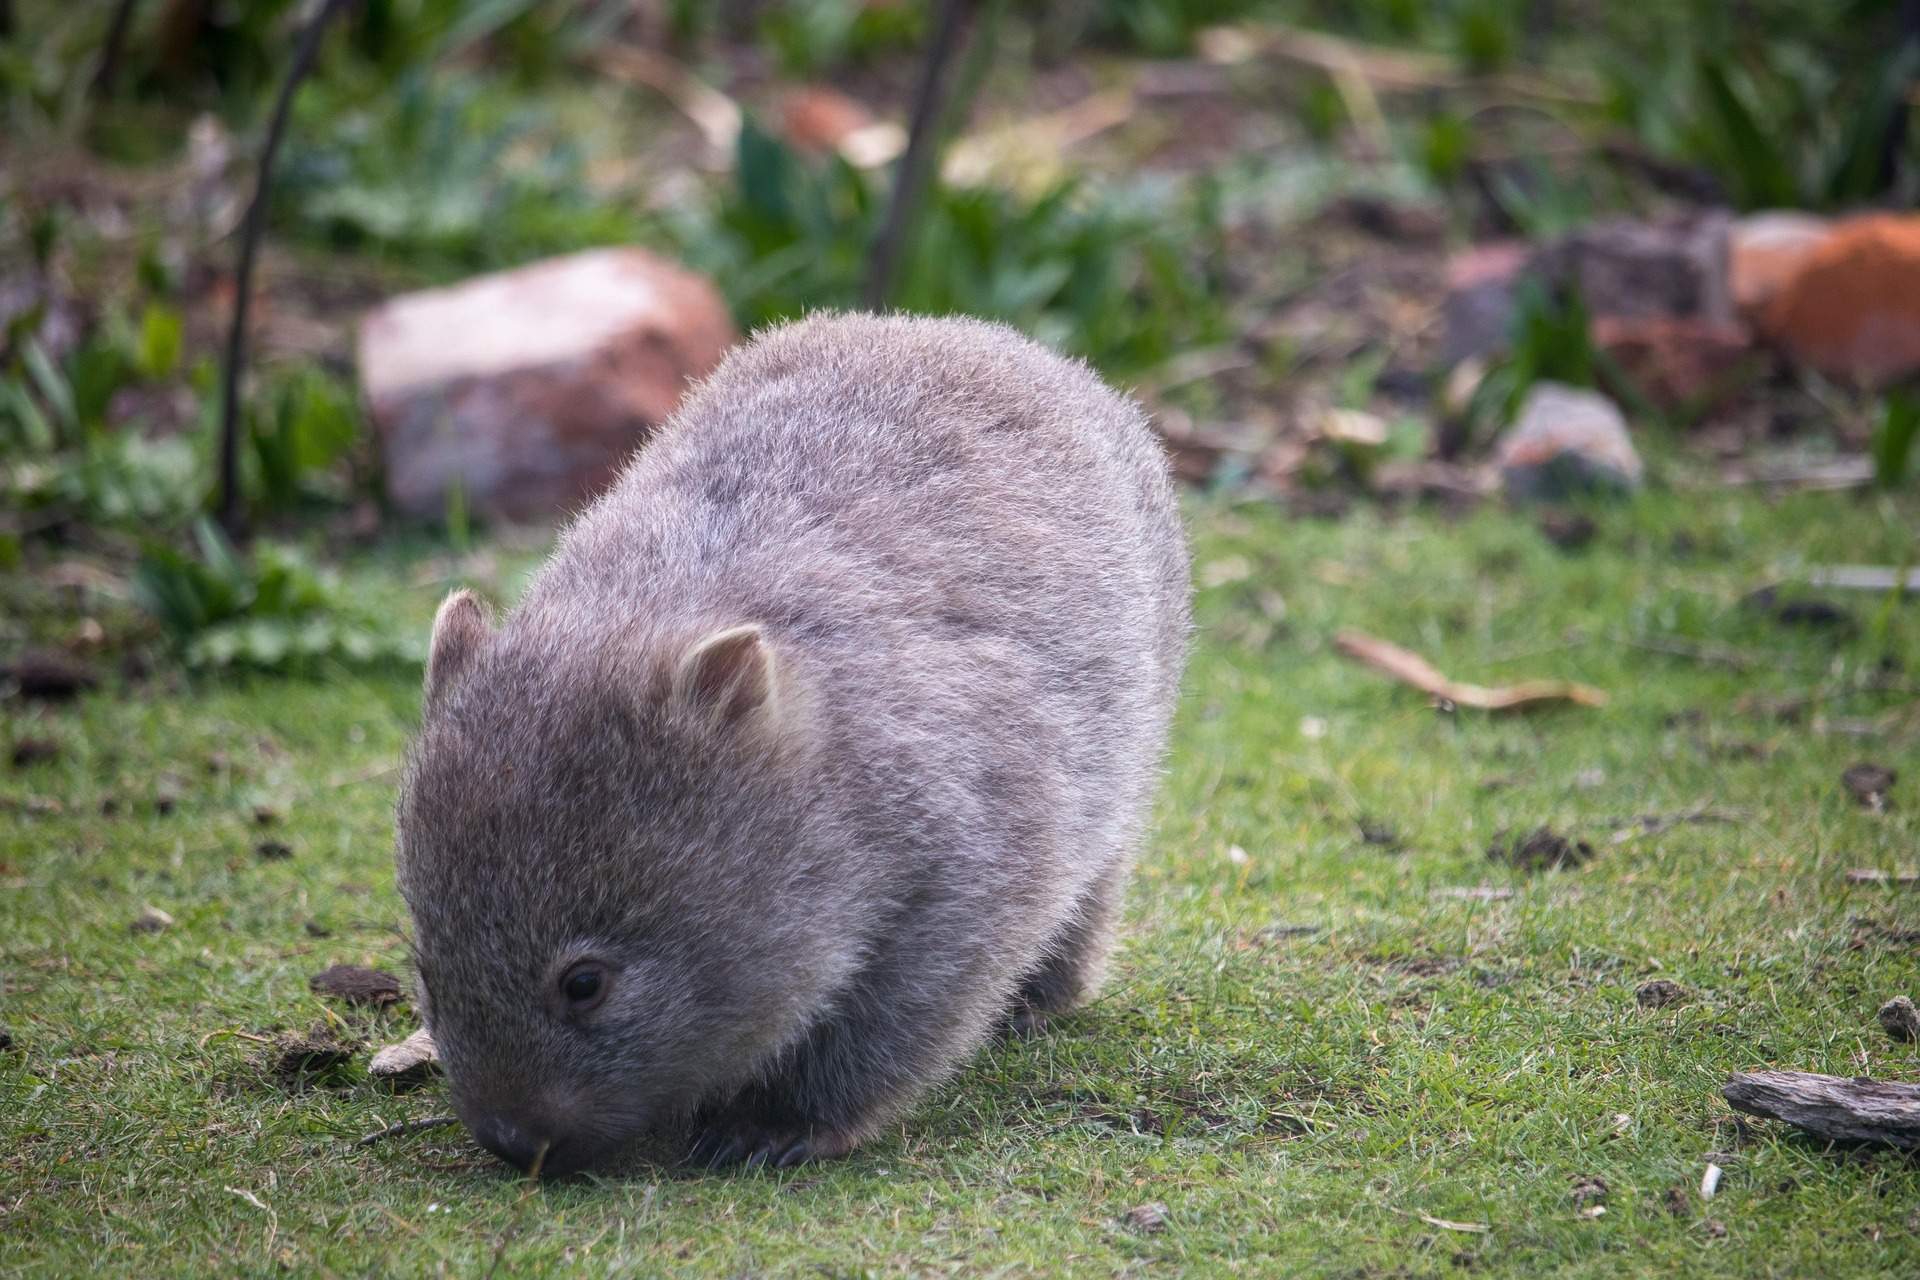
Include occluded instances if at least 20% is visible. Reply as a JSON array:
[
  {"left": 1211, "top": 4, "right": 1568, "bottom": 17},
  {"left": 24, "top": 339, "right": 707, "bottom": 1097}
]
[{"left": 2, "top": 2, "right": 1916, "bottom": 678}]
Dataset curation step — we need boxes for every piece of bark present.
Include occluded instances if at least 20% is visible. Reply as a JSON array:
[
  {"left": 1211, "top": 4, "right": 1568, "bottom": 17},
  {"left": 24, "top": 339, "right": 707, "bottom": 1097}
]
[
  {"left": 1723, "top": 1069, "right": 1920, "bottom": 1148},
  {"left": 1334, "top": 630, "right": 1607, "bottom": 711},
  {"left": 368, "top": 1027, "right": 441, "bottom": 1086}
]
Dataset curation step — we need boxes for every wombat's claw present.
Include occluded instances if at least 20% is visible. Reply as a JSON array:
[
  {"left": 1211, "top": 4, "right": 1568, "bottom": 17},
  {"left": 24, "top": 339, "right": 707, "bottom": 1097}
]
[
  {"left": 1000, "top": 1006, "right": 1051, "bottom": 1040},
  {"left": 685, "top": 1124, "right": 853, "bottom": 1171}
]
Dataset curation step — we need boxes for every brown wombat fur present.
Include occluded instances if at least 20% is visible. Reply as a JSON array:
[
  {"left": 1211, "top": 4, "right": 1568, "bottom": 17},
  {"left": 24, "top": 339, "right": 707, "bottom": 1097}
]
[{"left": 395, "top": 312, "right": 1190, "bottom": 1175}]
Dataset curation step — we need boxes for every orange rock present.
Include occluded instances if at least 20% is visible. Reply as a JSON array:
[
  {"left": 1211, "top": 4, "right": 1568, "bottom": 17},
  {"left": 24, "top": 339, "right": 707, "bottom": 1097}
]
[
  {"left": 1760, "top": 214, "right": 1920, "bottom": 388},
  {"left": 1592, "top": 316, "right": 1761, "bottom": 415},
  {"left": 358, "top": 249, "right": 736, "bottom": 522},
  {"left": 1729, "top": 211, "right": 1831, "bottom": 316},
  {"left": 778, "top": 86, "right": 876, "bottom": 153}
]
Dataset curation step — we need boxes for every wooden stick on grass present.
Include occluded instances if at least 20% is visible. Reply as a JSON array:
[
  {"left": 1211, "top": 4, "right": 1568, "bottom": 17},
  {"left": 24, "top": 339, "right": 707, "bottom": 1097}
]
[{"left": 356, "top": 1115, "right": 461, "bottom": 1148}]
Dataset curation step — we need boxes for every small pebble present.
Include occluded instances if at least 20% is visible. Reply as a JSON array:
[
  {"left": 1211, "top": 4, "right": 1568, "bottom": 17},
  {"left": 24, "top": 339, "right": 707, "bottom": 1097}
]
[{"left": 130, "top": 905, "right": 175, "bottom": 934}]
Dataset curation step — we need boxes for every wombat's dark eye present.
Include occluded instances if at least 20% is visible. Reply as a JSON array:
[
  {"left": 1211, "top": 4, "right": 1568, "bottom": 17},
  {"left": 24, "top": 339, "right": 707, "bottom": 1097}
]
[{"left": 560, "top": 963, "right": 606, "bottom": 1008}]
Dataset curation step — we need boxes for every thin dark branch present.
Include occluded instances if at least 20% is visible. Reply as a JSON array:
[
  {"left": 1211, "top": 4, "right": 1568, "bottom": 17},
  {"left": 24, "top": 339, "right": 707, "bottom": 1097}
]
[
  {"left": 863, "top": 0, "right": 975, "bottom": 312},
  {"left": 217, "top": 0, "right": 356, "bottom": 540},
  {"left": 91, "top": 0, "right": 141, "bottom": 96},
  {"left": 1880, "top": 0, "right": 1920, "bottom": 193},
  {"left": 355, "top": 1115, "right": 460, "bottom": 1147}
]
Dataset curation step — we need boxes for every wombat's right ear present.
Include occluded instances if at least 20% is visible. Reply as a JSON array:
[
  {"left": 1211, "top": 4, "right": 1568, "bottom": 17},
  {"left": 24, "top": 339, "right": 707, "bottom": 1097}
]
[
  {"left": 425, "top": 589, "right": 491, "bottom": 710},
  {"left": 670, "top": 623, "right": 784, "bottom": 735}
]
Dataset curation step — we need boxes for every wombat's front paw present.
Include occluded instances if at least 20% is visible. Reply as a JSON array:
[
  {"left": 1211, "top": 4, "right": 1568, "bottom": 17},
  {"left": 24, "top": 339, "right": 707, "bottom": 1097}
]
[{"left": 684, "top": 1119, "right": 857, "bottom": 1170}]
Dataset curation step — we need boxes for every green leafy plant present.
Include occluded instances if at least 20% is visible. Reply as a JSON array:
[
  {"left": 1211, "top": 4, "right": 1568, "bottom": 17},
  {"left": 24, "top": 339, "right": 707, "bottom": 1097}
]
[
  {"left": 1607, "top": 19, "right": 1920, "bottom": 211},
  {"left": 685, "top": 120, "right": 1225, "bottom": 377},
  {"left": 277, "top": 72, "right": 652, "bottom": 269},
  {"left": 1082, "top": 0, "right": 1266, "bottom": 56},
  {"left": 5, "top": 432, "right": 204, "bottom": 527},
  {"left": 249, "top": 369, "right": 361, "bottom": 511},
  {"left": 1873, "top": 391, "right": 1920, "bottom": 490},
  {"left": 1449, "top": 0, "right": 1521, "bottom": 74},
  {"left": 759, "top": 0, "right": 924, "bottom": 75},
  {"left": 1461, "top": 281, "right": 1600, "bottom": 438},
  {"left": 133, "top": 519, "right": 417, "bottom": 671}
]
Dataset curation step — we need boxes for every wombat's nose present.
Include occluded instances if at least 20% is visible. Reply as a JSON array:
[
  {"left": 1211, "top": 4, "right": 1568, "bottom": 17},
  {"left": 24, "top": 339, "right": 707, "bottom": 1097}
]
[{"left": 470, "top": 1114, "right": 560, "bottom": 1174}]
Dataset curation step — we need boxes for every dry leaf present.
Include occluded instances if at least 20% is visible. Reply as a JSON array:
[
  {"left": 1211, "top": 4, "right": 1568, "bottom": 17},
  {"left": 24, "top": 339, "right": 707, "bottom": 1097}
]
[{"left": 1334, "top": 630, "right": 1607, "bottom": 711}]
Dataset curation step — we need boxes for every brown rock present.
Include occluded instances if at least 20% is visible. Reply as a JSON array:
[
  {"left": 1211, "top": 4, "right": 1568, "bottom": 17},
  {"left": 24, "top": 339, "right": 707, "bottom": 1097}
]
[
  {"left": 358, "top": 249, "right": 736, "bottom": 522},
  {"left": 1533, "top": 213, "right": 1735, "bottom": 324},
  {"left": 1122, "top": 1201, "right": 1170, "bottom": 1233},
  {"left": 130, "top": 905, "right": 175, "bottom": 934},
  {"left": 1591, "top": 316, "right": 1760, "bottom": 415},
  {"left": 1729, "top": 211, "right": 1832, "bottom": 316},
  {"left": 1760, "top": 215, "right": 1920, "bottom": 387},
  {"left": 1441, "top": 240, "right": 1529, "bottom": 365},
  {"left": 778, "top": 85, "right": 876, "bottom": 153}
]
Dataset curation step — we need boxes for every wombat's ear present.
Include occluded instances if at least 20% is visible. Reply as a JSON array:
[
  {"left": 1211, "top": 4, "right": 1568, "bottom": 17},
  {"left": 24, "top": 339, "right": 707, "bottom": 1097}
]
[
  {"left": 671, "top": 623, "right": 782, "bottom": 732},
  {"left": 425, "top": 589, "right": 491, "bottom": 710}
]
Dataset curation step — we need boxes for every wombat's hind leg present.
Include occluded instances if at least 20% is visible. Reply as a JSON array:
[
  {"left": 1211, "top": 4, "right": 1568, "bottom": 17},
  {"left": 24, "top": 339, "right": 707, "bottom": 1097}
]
[{"left": 1003, "top": 861, "right": 1129, "bottom": 1038}]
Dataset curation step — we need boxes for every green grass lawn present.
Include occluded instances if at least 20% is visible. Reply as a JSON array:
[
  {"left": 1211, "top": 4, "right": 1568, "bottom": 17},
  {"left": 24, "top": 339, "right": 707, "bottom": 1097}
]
[{"left": 4, "top": 485, "right": 1918, "bottom": 1277}]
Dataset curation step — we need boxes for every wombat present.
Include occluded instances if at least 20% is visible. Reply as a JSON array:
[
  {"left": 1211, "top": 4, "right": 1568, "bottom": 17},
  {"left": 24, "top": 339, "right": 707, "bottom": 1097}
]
[{"left": 395, "top": 312, "right": 1190, "bottom": 1176}]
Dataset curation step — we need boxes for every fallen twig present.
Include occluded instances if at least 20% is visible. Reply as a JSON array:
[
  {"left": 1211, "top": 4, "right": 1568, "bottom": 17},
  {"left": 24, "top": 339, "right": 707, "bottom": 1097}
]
[
  {"left": 1608, "top": 807, "right": 1741, "bottom": 846},
  {"left": 1334, "top": 630, "right": 1607, "bottom": 711},
  {"left": 1723, "top": 1069, "right": 1920, "bottom": 1149},
  {"left": 1718, "top": 456, "right": 1876, "bottom": 492},
  {"left": 1621, "top": 633, "right": 1758, "bottom": 671},
  {"left": 1197, "top": 21, "right": 1600, "bottom": 105},
  {"left": 356, "top": 1115, "right": 461, "bottom": 1147},
  {"left": 1804, "top": 566, "right": 1920, "bottom": 594},
  {"left": 1846, "top": 868, "right": 1920, "bottom": 886},
  {"left": 1433, "top": 886, "right": 1515, "bottom": 902}
]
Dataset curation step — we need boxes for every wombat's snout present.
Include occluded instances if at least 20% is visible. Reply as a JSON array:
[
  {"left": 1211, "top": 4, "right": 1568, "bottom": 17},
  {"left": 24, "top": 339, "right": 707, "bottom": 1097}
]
[{"left": 465, "top": 1105, "right": 597, "bottom": 1177}]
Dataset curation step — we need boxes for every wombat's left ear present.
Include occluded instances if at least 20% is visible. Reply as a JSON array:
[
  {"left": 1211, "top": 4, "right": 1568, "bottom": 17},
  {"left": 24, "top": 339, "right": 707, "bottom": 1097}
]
[{"left": 425, "top": 589, "right": 492, "bottom": 710}]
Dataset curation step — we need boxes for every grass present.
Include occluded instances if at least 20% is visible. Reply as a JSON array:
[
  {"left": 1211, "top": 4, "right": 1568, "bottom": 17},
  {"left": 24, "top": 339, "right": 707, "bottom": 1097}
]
[{"left": 4, "top": 483, "right": 1919, "bottom": 1277}]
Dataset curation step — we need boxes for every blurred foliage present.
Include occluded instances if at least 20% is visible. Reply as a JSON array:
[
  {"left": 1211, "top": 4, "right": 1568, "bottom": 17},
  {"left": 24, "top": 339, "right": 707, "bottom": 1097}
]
[
  {"left": 134, "top": 519, "right": 418, "bottom": 671},
  {"left": 1598, "top": 0, "right": 1919, "bottom": 210},
  {"left": 274, "top": 71, "right": 652, "bottom": 270},
  {"left": 684, "top": 119, "right": 1226, "bottom": 376},
  {"left": 1875, "top": 392, "right": 1920, "bottom": 490},
  {"left": 760, "top": 0, "right": 925, "bottom": 76}
]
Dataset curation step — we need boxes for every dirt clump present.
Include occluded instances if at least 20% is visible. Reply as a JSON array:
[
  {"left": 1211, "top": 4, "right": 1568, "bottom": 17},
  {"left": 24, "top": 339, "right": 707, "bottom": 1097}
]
[{"left": 309, "top": 964, "right": 403, "bottom": 1007}]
